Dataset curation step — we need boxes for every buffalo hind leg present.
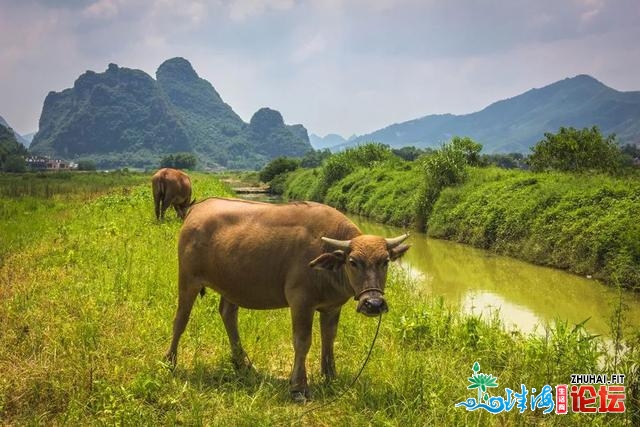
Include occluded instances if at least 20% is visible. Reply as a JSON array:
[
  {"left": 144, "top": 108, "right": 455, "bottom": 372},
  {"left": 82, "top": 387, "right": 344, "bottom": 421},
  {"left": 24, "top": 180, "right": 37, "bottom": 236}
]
[
  {"left": 165, "top": 278, "right": 201, "bottom": 367},
  {"left": 161, "top": 194, "right": 173, "bottom": 220},
  {"left": 320, "top": 308, "right": 341, "bottom": 380},
  {"left": 290, "top": 305, "right": 314, "bottom": 403},
  {"left": 219, "top": 297, "right": 252, "bottom": 371},
  {"left": 173, "top": 204, "right": 183, "bottom": 220},
  {"left": 153, "top": 188, "right": 162, "bottom": 220}
]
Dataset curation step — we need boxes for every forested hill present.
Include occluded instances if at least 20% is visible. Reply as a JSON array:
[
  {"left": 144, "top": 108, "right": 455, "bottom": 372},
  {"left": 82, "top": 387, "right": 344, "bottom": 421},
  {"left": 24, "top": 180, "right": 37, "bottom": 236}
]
[
  {"left": 344, "top": 75, "right": 640, "bottom": 153},
  {"left": 1, "top": 123, "right": 28, "bottom": 171},
  {"left": 0, "top": 115, "right": 29, "bottom": 147},
  {"left": 30, "top": 58, "right": 312, "bottom": 169}
]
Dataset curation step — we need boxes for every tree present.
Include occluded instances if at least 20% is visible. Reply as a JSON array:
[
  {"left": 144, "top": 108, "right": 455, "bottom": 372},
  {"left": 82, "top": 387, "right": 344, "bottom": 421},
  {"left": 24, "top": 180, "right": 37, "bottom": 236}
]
[
  {"left": 3, "top": 155, "right": 26, "bottom": 172},
  {"left": 77, "top": 160, "right": 97, "bottom": 171},
  {"left": 621, "top": 143, "right": 640, "bottom": 167},
  {"left": 314, "top": 143, "right": 393, "bottom": 200},
  {"left": 450, "top": 136, "right": 483, "bottom": 166},
  {"left": 259, "top": 157, "right": 300, "bottom": 183},
  {"left": 528, "top": 126, "right": 623, "bottom": 174},
  {"left": 415, "top": 140, "right": 471, "bottom": 230},
  {"left": 160, "top": 152, "right": 197, "bottom": 170},
  {"left": 392, "top": 146, "right": 432, "bottom": 161},
  {"left": 301, "top": 149, "right": 331, "bottom": 168},
  {"left": 481, "top": 153, "right": 527, "bottom": 169}
]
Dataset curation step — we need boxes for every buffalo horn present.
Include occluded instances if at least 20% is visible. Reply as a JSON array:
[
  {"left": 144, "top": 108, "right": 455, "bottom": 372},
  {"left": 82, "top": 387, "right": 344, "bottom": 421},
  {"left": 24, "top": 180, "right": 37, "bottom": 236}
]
[
  {"left": 385, "top": 234, "right": 409, "bottom": 248},
  {"left": 321, "top": 236, "right": 351, "bottom": 251}
]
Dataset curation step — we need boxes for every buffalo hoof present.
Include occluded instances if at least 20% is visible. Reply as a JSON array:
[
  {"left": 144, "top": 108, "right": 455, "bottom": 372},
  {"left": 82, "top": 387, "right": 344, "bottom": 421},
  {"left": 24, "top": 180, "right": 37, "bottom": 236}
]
[
  {"left": 231, "top": 356, "right": 258, "bottom": 376},
  {"left": 232, "top": 354, "right": 254, "bottom": 373},
  {"left": 290, "top": 390, "right": 309, "bottom": 404},
  {"left": 164, "top": 352, "right": 177, "bottom": 369},
  {"left": 322, "top": 368, "right": 336, "bottom": 382}
]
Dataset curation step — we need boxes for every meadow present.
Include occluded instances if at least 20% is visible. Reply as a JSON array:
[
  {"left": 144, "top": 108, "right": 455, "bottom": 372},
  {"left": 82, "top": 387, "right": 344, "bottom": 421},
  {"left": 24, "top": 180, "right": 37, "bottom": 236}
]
[{"left": 1, "top": 172, "right": 638, "bottom": 425}]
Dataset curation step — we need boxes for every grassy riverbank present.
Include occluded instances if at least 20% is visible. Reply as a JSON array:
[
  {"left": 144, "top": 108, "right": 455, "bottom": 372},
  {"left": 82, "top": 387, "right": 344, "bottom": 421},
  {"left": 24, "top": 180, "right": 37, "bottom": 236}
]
[
  {"left": 284, "top": 148, "right": 640, "bottom": 290},
  {"left": 429, "top": 168, "right": 640, "bottom": 289},
  {"left": 1, "top": 172, "right": 637, "bottom": 424}
]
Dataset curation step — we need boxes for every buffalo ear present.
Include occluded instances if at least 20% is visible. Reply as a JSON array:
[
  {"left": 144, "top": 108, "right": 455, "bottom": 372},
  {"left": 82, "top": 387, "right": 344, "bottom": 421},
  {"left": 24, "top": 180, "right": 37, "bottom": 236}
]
[
  {"left": 390, "top": 243, "right": 410, "bottom": 261},
  {"left": 309, "top": 250, "right": 346, "bottom": 271}
]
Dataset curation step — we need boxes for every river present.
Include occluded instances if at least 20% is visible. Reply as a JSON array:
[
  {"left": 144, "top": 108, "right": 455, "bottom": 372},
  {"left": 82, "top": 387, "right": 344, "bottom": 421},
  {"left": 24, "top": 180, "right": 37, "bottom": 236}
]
[{"left": 351, "top": 215, "right": 640, "bottom": 338}]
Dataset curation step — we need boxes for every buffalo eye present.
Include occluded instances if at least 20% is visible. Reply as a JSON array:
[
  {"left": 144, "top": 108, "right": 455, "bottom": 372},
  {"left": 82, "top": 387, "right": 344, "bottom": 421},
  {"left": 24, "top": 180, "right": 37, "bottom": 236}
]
[{"left": 349, "top": 257, "right": 359, "bottom": 268}]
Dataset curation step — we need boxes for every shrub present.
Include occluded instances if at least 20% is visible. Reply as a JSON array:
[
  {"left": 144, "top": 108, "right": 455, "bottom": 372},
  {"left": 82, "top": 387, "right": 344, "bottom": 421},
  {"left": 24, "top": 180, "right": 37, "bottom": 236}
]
[
  {"left": 160, "top": 152, "right": 197, "bottom": 170},
  {"left": 450, "top": 136, "right": 483, "bottom": 166},
  {"left": 77, "top": 160, "right": 97, "bottom": 171},
  {"left": 259, "top": 157, "right": 300, "bottom": 183},
  {"left": 284, "top": 168, "right": 319, "bottom": 201},
  {"left": 314, "top": 143, "right": 393, "bottom": 200},
  {"left": 300, "top": 149, "right": 332, "bottom": 168},
  {"left": 528, "top": 126, "right": 623, "bottom": 174},
  {"left": 3, "top": 155, "right": 27, "bottom": 172},
  {"left": 415, "top": 141, "right": 469, "bottom": 230},
  {"left": 391, "top": 146, "right": 432, "bottom": 161}
]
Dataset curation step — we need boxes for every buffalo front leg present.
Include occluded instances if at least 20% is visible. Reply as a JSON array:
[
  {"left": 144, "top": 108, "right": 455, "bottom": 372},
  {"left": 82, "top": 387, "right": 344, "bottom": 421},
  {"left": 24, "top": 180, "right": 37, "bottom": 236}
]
[
  {"left": 320, "top": 308, "right": 341, "bottom": 380},
  {"left": 165, "top": 278, "right": 201, "bottom": 367},
  {"left": 219, "top": 297, "right": 252, "bottom": 371},
  {"left": 290, "top": 306, "right": 314, "bottom": 403}
]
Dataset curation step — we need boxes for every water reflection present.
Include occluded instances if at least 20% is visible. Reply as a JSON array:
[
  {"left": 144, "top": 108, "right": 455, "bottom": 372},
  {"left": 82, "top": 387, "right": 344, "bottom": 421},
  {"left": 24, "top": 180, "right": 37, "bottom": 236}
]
[{"left": 353, "top": 215, "right": 640, "bottom": 337}]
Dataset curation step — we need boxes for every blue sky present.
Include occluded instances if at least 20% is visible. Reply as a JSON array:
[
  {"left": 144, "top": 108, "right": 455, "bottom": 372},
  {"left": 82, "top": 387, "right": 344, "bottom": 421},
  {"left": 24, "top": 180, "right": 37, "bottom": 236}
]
[{"left": 1, "top": 0, "right": 639, "bottom": 137}]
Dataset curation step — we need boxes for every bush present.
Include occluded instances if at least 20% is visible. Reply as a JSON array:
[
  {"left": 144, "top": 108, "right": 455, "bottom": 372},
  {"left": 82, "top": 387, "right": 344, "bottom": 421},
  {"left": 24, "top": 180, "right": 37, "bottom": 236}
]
[
  {"left": 314, "top": 143, "right": 394, "bottom": 200},
  {"left": 415, "top": 141, "right": 469, "bottom": 230},
  {"left": 3, "top": 155, "right": 27, "bottom": 173},
  {"left": 284, "top": 168, "right": 319, "bottom": 201},
  {"left": 160, "top": 152, "right": 197, "bottom": 170},
  {"left": 301, "top": 149, "right": 332, "bottom": 168},
  {"left": 391, "top": 146, "right": 432, "bottom": 161},
  {"left": 324, "top": 162, "right": 421, "bottom": 227},
  {"left": 528, "top": 126, "right": 623, "bottom": 174},
  {"left": 482, "top": 152, "right": 527, "bottom": 169},
  {"left": 77, "top": 160, "right": 97, "bottom": 171},
  {"left": 259, "top": 157, "right": 300, "bottom": 183},
  {"left": 450, "top": 136, "right": 483, "bottom": 166}
]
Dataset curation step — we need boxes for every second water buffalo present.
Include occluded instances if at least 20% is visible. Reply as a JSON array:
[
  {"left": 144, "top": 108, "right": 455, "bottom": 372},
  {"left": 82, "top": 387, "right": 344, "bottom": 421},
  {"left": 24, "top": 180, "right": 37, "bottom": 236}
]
[{"left": 151, "top": 168, "right": 193, "bottom": 220}]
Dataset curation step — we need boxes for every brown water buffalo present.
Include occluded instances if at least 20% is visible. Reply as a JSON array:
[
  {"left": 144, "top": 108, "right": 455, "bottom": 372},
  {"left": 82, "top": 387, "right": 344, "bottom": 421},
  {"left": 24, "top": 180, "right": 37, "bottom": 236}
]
[
  {"left": 165, "top": 197, "right": 410, "bottom": 402},
  {"left": 151, "top": 168, "right": 193, "bottom": 220}
]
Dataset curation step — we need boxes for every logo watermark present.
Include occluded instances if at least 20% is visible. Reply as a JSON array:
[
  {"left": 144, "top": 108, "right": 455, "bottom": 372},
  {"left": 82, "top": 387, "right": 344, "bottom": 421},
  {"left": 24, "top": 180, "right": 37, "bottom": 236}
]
[{"left": 455, "top": 362, "right": 626, "bottom": 414}]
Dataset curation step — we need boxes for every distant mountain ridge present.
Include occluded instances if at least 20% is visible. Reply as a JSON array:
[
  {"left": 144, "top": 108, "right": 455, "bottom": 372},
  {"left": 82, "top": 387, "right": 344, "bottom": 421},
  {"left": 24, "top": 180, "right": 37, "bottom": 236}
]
[
  {"left": 309, "top": 133, "right": 347, "bottom": 150},
  {"left": 0, "top": 115, "right": 29, "bottom": 147},
  {"left": 30, "top": 58, "right": 312, "bottom": 169},
  {"left": 343, "top": 75, "right": 640, "bottom": 153}
]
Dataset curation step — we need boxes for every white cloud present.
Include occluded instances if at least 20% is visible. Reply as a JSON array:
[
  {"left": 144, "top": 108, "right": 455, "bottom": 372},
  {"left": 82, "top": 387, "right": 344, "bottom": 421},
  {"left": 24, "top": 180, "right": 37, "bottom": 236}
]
[
  {"left": 228, "top": 0, "right": 295, "bottom": 21},
  {"left": 83, "top": 0, "right": 119, "bottom": 19},
  {"left": 291, "top": 33, "right": 327, "bottom": 63}
]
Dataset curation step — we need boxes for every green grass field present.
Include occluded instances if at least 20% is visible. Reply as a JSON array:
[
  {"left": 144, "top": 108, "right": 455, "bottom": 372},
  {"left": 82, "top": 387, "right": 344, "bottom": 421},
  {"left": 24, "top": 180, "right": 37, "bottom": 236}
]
[{"left": 1, "top": 172, "right": 637, "bottom": 425}]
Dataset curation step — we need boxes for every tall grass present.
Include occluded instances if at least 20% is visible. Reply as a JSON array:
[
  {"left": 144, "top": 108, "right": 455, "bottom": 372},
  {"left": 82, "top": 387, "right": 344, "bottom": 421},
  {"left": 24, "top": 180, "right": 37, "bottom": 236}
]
[
  {"left": 0, "top": 171, "right": 148, "bottom": 198},
  {"left": 1, "top": 173, "right": 637, "bottom": 424}
]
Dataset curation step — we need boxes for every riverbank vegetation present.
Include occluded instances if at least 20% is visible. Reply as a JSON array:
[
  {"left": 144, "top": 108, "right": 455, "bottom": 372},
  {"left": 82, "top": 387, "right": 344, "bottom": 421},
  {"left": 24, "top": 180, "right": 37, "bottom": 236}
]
[
  {"left": 1, "top": 172, "right": 638, "bottom": 424},
  {"left": 279, "top": 128, "right": 640, "bottom": 290}
]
